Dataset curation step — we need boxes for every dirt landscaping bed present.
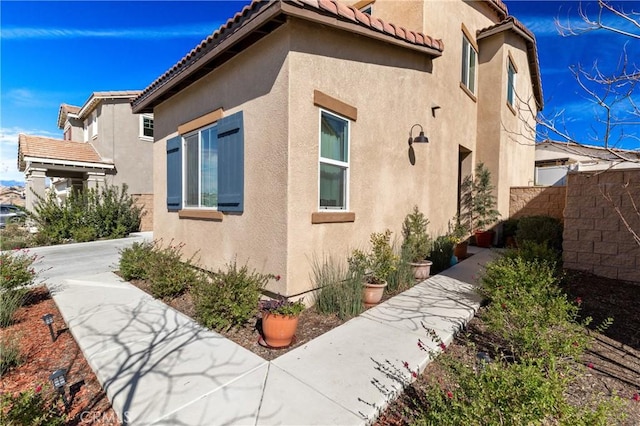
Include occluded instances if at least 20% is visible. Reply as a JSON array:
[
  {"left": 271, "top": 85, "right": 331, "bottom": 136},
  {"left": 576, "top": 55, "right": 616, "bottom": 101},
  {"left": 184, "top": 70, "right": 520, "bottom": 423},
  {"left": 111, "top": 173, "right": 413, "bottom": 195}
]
[{"left": 0, "top": 286, "right": 119, "bottom": 425}]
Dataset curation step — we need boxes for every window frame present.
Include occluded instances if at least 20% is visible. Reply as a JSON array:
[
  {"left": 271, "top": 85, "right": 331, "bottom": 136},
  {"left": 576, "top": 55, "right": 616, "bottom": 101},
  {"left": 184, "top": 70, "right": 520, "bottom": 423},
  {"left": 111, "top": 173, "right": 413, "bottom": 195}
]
[
  {"left": 461, "top": 34, "right": 477, "bottom": 94},
  {"left": 318, "top": 108, "right": 350, "bottom": 212},
  {"left": 182, "top": 123, "right": 218, "bottom": 210},
  {"left": 507, "top": 58, "right": 517, "bottom": 107},
  {"left": 140, "top": 114, "right": 154, "bottom": 140}
]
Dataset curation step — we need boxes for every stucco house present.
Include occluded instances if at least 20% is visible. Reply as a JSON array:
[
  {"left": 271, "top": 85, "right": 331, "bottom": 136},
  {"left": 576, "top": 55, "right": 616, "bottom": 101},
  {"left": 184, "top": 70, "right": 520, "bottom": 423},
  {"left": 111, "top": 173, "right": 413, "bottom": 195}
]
[
  {"left": 131, "top": 0, "right": 542, "bottom": 296},
  {"left": 535, "top": 140, "right": 640, "bottom": 186},
  {"left": 18, "top": 91, "right": 155, "bottom": 230}
]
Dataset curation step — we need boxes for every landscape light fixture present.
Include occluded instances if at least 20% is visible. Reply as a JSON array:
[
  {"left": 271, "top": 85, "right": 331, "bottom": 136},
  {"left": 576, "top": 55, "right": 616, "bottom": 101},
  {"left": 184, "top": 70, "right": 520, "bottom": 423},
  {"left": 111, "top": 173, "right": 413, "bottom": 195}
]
[
  {"left": 408, "top": 124, "right": 429, "bottom": 146},
  {"left": 42, "top": 313, "right": 56, "bottom": 342},
  {"left": 49, "top": 368, "right": 69, "bottom": 411}
]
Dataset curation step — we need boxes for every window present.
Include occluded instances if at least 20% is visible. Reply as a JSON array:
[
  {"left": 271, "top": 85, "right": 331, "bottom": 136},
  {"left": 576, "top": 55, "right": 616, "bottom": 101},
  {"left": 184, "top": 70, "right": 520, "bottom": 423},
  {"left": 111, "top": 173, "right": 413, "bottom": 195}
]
[
  {"left": 91, "top": 111, "right": 98, "bottom": 138},
  {"left": 166, "top": 111, "right": 244, "bottom": 213},
  {"left": 319, "top": 110, "right": 349, "bottom": 210},
  {"left": 360, "top": 5, "right": 372, "bottom": 14},
  {"left": 461, "top": 34, "right": 477, "bottom": 94},
  {"left": 507, "top": 59, "right": 516, "bottom": 107},
  {"left": 184, "top": 125, "right": 218, "bottom": 208},
  {"left": 140, "top": 115, "right": 154, "bottom": 139}
]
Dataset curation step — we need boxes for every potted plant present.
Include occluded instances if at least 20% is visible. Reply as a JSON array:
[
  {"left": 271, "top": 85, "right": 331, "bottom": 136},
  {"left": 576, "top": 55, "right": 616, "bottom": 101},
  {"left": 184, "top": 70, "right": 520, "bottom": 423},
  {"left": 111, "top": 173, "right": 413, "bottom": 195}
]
[
  {"left": 401, "top": 206, "right": 433, "bottom": 280},
  {"left": 348, "top": 230, "right": 398, "bottom": 307},
  {"left": 448, "top": 215, "right": 470, "bottom": 259},
  {"left": 460, "top": 163, "right": 500, "bottom": 248},
  {"left": 259, "top": 296, "right": 305, "bottom": 348}
]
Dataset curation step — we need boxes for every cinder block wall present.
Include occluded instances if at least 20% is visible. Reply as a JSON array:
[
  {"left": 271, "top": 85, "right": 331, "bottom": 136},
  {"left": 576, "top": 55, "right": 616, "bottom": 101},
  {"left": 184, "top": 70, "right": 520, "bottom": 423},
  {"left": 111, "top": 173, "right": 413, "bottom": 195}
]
[
  {"left": 563, "top": 169, "right": 640, "bottom": 283},
  {"left": 132, "top": 194, "right": 154, "bottom": 232},
  {"left": 510, "top": 186, "right": 566, "bottom": 220}
]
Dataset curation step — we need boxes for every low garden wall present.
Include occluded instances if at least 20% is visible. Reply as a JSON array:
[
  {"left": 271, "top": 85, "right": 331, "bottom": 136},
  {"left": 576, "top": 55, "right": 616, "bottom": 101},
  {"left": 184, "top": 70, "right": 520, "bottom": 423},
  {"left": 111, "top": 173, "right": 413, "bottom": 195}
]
[
  {"left": 510, "top": 186, "right": 566, "bottom": 220},
  {"left": 562, "top": 169, "right": 640, "bottom": 283}
]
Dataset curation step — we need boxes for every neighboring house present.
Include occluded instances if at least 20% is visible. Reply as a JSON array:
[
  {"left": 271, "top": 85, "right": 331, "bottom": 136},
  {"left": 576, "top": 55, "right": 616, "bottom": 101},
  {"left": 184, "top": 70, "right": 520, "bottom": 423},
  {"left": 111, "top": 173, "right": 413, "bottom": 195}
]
[
  {"left": 18, "top": 91, "right": 155, "bottom": 230},
  {"left": 535, "top": 140, "right": 640, "bottom": 186},
  {"left": 0, "top": 187, "right": 25, "bottom": 207},
  {"left": 131, "top": 0, "right": 542, "bottom": 296}
]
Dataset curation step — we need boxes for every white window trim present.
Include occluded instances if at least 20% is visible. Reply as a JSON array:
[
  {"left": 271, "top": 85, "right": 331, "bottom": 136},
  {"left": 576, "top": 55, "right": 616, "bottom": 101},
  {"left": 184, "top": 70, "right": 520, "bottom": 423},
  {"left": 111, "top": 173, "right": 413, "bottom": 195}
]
[
  {"left": 461, "top": 34, "right": 477, "bottom": 94},
  {"left": 507, "top": 59, "right": 517, "bottom": 107},
  {"left": 91, "top": 111, "right": 98, "bottom": 138},
  {"left": 139, "top": 114, "right": 154, "bottom": 141},
  {"left": 318, "top": 108, "right": 350, "bottom": 211},
  {"left": 181, "top": 123, "right": 218, "bottom": 210}
]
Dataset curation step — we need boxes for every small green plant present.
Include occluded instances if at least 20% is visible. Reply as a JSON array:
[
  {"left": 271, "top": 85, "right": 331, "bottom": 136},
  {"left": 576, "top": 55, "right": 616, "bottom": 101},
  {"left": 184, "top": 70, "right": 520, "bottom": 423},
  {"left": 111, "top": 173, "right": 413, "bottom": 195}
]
[
  {"left": 401, "top": 206, "right": 432, "bottom": 263},
  {"left": 311, "top": 255, "right": 364, "bottom": 320},
  {"left": 119, "top": 241, "right": 154, "bottom": 280},
  {"left": 193, "top": 261, "right": 276, "bottom": 331},
  {"left": 0, "top": 385, "right": 66, "bottom": 426},
  {"left": 386, "top": 243, "right": 415, "bottom": 293},
  {"left": 259, "top": 296, "right": 305, "bottom": 316},
  {"left": 0, "top": 333, "right": 21, "bottom": 375},
  {"left": 429, "top": 235, "right": 455, "bottom": 274},
  {"left": 460, "top": 163, "right": 500, "bottom": 232},
  {"left": 70, "top": 226, "right": 97, "bottom": 243},
  {"left": 447, "top": 215, "right": 469, "bottom": 244},
  {"left": 0, "top": 289, "right": 28, "bottom": 328},
  {"left": 348, "top": 230, "right": 398, "bottom": 284},
  {"left": 0, "top": 224, "right": 33, "bottom": 250},
  {"left": 503, "top": 240, "right": 562, "bottom": 271},
  {"left": 516, "top": 215, "right": 563, "bottom": 250},
  {"left": 146, "top": 242, "right": 199, "bottom": 299},
  {"left": 1, "top": 250, "right": 39, "bottom": 291}
]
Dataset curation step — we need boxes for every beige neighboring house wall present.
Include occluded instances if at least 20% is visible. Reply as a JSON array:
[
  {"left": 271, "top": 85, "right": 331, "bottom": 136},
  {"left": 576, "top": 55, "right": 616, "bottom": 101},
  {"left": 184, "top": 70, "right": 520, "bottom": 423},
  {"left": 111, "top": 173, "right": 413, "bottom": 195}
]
[{"left": 133, "top": 0, "right": 541, "bottom": 296}]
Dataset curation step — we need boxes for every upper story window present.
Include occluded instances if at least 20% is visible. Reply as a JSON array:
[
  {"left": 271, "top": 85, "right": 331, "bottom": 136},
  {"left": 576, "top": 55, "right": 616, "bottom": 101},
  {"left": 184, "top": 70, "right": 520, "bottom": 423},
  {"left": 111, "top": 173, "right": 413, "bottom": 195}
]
[
  {"left": 507, "top": 59, "right": 517, "bottom": 107},
  {"left": 461, "top": 34, "right": 477, "bottom": 94},
  {"left": 91, "top": 111, "right": 98, "bottom": 138},
  {"left": 319, "top": 110, "right": 350, "bottom": 210},
  {"left": 140, "top": 114, "right": 154, "bottom": 139},
  {"left": 184, "top": 124, "right": 218, "bottom": 208}
]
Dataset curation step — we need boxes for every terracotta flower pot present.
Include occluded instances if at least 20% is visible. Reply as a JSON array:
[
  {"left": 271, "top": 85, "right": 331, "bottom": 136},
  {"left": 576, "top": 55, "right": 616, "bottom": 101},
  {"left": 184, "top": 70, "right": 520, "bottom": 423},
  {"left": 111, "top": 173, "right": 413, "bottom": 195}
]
[
  {"left": 362, "top": 280, "right": 387, "bottom": 308},
  {"left": 262, "top": 312, "right": 300, "bottom": 348},
  {"left": 474, "top": 230, "right": 494, "bottom": 248},
  {"left": 409, "top": 260, "right": 433, "bottom": 280},
  {"left": 454, "top": 241, "right": 468, "bottom": 259}
]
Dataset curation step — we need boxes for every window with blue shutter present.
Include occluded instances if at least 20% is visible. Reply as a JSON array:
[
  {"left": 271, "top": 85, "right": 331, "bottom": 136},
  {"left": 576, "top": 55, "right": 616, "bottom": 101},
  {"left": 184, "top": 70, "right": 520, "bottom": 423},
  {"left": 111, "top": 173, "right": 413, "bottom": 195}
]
[
  {"left": 217, "top": 111, "right": 244, "bottom": 212},
  {"left": 166, "top": 136, "right": 182, "bottom": 211}
]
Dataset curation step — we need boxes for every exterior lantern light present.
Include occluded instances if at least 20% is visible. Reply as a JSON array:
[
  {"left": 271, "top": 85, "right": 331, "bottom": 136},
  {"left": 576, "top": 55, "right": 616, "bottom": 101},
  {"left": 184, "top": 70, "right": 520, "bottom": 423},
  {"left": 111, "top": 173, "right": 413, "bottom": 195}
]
[
  {"left": 408, "top": 124, "right": 429, "bottom": 146},
  {"left": 42, "top": 313, "right": 56, "bottom": 342},
  {"left": 49, "top": 368, "right": 69, "bottom": 411}
]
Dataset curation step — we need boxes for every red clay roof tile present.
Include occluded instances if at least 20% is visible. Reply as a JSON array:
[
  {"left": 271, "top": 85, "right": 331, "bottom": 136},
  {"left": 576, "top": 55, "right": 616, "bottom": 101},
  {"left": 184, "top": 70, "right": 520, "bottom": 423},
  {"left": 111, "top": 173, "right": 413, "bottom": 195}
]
[{"left": 18, "top": 134, "right": 109, "bottom": 171}]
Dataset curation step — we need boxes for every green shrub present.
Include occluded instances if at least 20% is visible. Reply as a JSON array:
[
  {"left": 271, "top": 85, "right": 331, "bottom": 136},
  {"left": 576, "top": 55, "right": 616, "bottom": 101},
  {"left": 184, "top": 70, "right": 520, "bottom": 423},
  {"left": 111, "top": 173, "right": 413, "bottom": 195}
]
[
  {"left": 146, "top": 242, "right": 199, "bottom": 299},
  {"left": 0, "top": 385, "right": 65, "bottom": 426},
  {"left": 1, "top": 250, "right": 39, "bottom": 291},
  {"left": 516, "top": 215, "right": 563, "bottom": 250},
  {"left": 0, "top": 224, "right": 32, "bottom": 250},
  {"left": 349, "top": 230, "right": 398, "bottom": 284},
  {"left": 481, "top": 256, "right": 586, "bottom": 359},
  {"left": 386, "top": 245, "right": 415, "bottom": 294},
  {"left": 503, "top": 240, "right": 562, "bottom": 270},
  {"left": 32, "top": 184, "right": 142, "bottom": 244},
  {"left": 0, "top": 333, "right": 21, "bottom": 375},
  {"left": 119, "top": 241, "right": 154, "bottom": 280},
  {"left": 193, "top": 261, "right": 274, "bottom": 331},
  {"left": 0, "top": 289, "right": 28, "bottom": 328},
  {"left": 401, "top": 206, "right": 432, "bottom": 263},
  {"left": 312, "top": 255, "right": 363, "bottom": 320},
  {"left": 430, "top": 235, "right": 455, "bottom": 274}
]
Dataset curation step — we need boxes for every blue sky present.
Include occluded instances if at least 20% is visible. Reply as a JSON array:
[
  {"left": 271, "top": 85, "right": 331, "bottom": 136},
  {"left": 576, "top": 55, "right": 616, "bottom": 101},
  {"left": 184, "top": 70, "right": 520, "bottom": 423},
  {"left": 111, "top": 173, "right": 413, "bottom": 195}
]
[{"left": 1, "top": 0, "right": 638, "bottom": 183}]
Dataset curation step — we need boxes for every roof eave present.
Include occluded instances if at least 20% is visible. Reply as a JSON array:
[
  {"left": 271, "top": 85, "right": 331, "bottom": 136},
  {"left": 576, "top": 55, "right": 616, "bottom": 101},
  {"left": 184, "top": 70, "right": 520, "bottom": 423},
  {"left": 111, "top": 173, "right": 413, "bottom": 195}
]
[{"left": 132, "top": 1, "right": 443, "bottom": 114}]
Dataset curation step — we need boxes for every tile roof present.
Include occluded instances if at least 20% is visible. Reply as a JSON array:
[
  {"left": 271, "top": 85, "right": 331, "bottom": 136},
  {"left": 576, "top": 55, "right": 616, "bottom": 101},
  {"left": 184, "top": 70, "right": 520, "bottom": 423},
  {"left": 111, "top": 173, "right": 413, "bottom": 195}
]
[
  {"left": 57, "top": 103, "right": 82, "bottom": 129},
  {"left": 477, "top": 16, "right": 544, "bottom": 109},
  {"left": 18, "top": 134, "right": 110, "bottom": 171},
  {"left": 132, "top": 0, "right": 443, "bottom": 113}
]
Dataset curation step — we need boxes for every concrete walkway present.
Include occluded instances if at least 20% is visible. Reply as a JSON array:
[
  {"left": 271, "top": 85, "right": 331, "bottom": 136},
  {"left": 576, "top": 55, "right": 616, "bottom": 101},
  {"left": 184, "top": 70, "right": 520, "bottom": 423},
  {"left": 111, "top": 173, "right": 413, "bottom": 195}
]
[{"left": 46, "top": 243, "right": 495, "bottom": 425}]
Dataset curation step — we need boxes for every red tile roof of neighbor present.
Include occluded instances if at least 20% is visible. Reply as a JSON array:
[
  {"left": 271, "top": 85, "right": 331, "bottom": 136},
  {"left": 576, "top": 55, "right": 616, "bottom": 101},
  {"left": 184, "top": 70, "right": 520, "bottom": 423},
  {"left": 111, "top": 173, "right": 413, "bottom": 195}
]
[
  {"left": 17, "top": 134, "right": 110, "bottom": 171},
  {"left": 132, "top": 0, "right": 444, "bottom": 113}
]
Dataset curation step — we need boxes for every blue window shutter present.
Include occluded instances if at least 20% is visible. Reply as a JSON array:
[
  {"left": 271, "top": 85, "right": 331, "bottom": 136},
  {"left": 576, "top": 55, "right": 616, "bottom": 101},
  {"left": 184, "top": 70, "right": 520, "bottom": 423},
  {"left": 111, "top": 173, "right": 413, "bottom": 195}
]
[
  {"left": 166, "top": 136, "right": 182, "bottom": 211},
  {"left": 217, "top": 111, "right": 244, "bottom": 212}
]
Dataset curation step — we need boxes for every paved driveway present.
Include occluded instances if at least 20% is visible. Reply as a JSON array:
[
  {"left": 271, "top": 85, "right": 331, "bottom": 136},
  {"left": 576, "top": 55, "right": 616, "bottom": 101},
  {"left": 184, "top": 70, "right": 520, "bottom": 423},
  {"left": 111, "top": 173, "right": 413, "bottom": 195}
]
[{"left": 28, "top": 232, "right": 153, "bottom": 287}]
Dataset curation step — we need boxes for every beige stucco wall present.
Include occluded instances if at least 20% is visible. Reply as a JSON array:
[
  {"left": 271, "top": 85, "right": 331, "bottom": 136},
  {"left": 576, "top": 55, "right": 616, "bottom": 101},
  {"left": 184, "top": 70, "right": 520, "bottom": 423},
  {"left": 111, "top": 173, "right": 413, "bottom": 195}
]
[
  {"left": 153, "top": 27, "right": 291, "bottom": 295},
  {"left": 90, "top": 100, "right": 154, "bottom": 195},
  {"left": 150, "top": 0, "right": 538, "bottom": 296}
]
